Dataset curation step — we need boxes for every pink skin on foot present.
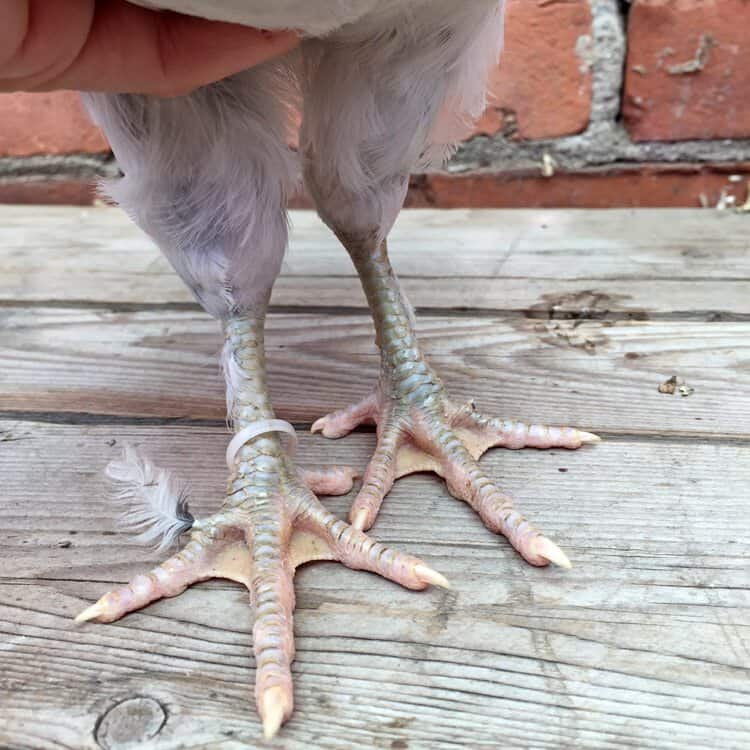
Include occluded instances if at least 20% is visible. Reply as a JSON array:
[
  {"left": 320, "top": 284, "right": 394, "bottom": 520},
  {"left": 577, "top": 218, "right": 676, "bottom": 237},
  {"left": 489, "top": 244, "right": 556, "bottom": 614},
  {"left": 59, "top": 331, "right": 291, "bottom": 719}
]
[
  {"left": 75, "top": 456, "right": 448, "bottom": 738},
  {"left": 75, "top": 316, "right": 448, "bottom": 741},
  {"left": 300, "top": 466, "right": 359, "bottom": 496},
  {"left": 314, "top": 393, "right": 592, "bottom": 569},
  {"left": 311, "top": 239, "right": 599, "bottom": 570}
]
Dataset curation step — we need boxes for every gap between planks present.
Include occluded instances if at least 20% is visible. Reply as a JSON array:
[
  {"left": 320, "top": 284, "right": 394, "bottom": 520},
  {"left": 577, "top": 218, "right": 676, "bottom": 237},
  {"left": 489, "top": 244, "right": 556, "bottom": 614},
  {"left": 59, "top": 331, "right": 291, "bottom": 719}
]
[
  {"left": 2, "top": 206, "right": 750, "bottom": 317},
  {"left": 2, "top": 307, "right": 749, "bottom": 438},
  {"left": 2, "top": 413, "right": 749, "bottom": 447},
  {"left": 2, "top": 298, "right": 750, "bottom": 322}
]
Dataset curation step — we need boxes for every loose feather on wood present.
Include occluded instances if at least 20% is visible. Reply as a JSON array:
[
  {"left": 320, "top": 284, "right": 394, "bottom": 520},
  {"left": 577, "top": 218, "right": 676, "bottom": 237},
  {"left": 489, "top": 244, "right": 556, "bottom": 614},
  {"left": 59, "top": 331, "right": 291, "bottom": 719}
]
[{"left": 106, "top": 444, "right": 195, "bottom": 552}]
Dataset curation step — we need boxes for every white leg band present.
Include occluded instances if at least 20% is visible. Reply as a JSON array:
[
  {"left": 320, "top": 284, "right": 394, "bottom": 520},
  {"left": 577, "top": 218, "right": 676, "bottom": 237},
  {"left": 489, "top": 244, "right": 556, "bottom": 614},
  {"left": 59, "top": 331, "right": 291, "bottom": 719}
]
[{"left": 226, "top": 419, "right": 298, "bottom": 469}]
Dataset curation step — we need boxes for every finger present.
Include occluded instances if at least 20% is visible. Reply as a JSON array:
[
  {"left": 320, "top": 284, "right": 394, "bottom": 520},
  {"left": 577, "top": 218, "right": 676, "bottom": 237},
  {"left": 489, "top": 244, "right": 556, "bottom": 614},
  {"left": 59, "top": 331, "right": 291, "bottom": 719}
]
[
  {"left": 0, "top": 0, "right": 94, "bottom": 88},
  {"left": 4, "top": 1, "right": 299, "bottom": 96},
  {"left": 62, "top": 3, "right": 300, "bottom": 96}
]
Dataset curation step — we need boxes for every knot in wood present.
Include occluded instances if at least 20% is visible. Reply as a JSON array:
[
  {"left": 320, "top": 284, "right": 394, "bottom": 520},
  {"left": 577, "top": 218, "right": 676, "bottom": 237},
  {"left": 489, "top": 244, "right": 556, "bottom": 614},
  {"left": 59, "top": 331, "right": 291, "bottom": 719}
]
[{"left": 95, "top": 696, "right": 167, "bottom": 749}]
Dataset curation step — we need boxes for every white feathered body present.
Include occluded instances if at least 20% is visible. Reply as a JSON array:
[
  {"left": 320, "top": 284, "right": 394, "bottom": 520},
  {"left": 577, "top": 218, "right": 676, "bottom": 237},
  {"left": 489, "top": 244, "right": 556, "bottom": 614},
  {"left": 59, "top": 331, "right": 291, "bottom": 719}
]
[
  {"left": 85, "top": 1, "right": 506, "bottom": 316},
  {"left": 132, "top": 0, "right": 475, "bottom": 35},
  {"left": 85, "top": 1, "right": 505, "bottom": 549}
]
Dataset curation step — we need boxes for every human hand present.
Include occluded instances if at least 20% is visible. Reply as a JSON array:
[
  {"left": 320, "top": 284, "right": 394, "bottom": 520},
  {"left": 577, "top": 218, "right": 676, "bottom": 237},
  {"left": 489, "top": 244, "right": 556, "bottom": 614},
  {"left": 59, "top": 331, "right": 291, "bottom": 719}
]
[{"left": 1, "top": 0, "right": 299, "bottom": 96}]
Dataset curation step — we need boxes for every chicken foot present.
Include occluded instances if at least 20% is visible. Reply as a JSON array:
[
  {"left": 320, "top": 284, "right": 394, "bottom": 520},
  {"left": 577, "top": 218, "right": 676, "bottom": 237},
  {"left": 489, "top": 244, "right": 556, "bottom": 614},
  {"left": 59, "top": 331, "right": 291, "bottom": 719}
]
[
  {"left": 75, "top": 313, "right": 447, "bottom": 739},
  {"left": 313, "top": 238, "right": 600, "bottom": 569}
]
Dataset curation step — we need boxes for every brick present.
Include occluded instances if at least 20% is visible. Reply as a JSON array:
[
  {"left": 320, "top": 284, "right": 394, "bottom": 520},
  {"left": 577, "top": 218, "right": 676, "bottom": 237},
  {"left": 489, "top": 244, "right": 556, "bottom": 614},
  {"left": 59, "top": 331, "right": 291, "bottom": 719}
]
[
  {"left": 0, "top": 3, "right": 591, "bottom": 158},
  {"left": 7, "top": 166, "right": 750, "bottom": 208},
  {"left": 284, "top": 0, "right": 594, "bottom": 149},
  {"left": 0, "top": 178, "right": 99, "bottom": 205},
  {"left": 404, "top": 165, "right": 750, "bottom": 209},
  {"left": 624, "top": 0, "right": 750, "bottom": 141},
  {"left": 0, "top": 92, "right": 109, "bottom": 157},
  {"left": 472, "top": 0, "right": 594, "bottom": 140},
  {"left": 296, "top": 164, "right": 750, "bottom": 209}
]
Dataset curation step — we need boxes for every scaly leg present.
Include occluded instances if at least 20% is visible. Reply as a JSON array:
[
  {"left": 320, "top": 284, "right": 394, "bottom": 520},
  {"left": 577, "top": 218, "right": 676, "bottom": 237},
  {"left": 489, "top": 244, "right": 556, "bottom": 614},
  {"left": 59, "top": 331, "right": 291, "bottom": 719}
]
[
  {"left": 300, "top": 6, "right": 595, "bottom": 567},
  {"left": 313, "top": 239, "right": 599, "bottom": 568},
  {"left": 75, "top": 312, "right": 447, "bottom": 739}
]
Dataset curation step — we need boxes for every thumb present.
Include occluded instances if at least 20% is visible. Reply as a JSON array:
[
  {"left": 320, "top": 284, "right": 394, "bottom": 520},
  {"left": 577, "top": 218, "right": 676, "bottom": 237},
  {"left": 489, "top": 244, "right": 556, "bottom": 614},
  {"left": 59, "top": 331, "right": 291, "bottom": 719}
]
[{"left": 28, "top": 2, "right": 300, "bottom": 96}]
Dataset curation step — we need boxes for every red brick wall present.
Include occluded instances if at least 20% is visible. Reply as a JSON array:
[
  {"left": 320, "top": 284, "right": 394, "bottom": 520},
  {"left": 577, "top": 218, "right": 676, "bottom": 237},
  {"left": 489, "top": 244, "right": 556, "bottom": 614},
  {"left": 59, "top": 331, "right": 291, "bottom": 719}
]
[
  {"left": 0, "top": 92, "right": 108, "bottom": 157},
  {"left": 2, "top": 0, "right": 749, "bottom": 208},
  {"left": 623, "top": 0, "right": 750, "bottom": 141}
]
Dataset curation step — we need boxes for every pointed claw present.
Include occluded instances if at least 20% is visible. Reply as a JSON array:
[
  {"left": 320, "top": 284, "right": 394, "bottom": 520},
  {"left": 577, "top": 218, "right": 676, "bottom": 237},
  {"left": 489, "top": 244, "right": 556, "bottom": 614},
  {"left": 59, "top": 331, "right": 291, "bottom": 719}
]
[
  {"left": 532, "top": 536, "right": 572, "bottom": 569},
  {"left": 74, "top": 601, "right": 105, "bottom": 623},
  {"left": 578, "top": 430, "right": 602, "bottom": 445},
  {"left": 351, "top": 508, "right": 370, "bottom": 531},
  {"left": 310, "top": 416, "right": 346, "bottom": 439},
  {"left": 414, "top": 564, "right": 451, "bottom": 589},
  {"left": 261, "top": 686, "right": 287, "bottom": 740}
]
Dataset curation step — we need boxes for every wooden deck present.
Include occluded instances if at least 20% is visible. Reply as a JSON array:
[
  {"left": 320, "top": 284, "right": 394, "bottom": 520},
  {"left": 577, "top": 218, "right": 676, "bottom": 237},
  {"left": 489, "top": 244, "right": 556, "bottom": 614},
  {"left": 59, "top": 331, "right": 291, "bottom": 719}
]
[{"left": 1, "top": 206, "right": 749, "bottom": 749}]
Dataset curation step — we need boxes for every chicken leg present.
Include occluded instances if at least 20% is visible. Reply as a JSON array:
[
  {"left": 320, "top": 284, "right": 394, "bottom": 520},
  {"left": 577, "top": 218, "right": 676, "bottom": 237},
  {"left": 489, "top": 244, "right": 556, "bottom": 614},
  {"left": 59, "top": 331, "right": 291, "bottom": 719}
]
[
  {"left": 75, "top": 311, "right": 447, "bottom": 739},
  {"left": 313, "top": 238, "right": 599, "bottom": 568}
]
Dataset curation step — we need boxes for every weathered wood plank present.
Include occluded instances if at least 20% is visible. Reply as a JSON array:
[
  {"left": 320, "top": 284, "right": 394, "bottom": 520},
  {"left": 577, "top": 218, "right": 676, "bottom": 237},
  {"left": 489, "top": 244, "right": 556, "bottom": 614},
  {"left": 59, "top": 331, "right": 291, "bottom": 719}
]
[
  {"left": 273, "top": 277, "right": 750, "bottom": 318},
  {"left": 2, "top": 206, "right": 749, "bottom": 315},
  {"left": 2, "top": 205, "right": 749, "bottom": 749},
  {"left": 2, "top": 306, "right": 748, "bottom": 437},
  {"left": 1, "top": 421, "right": 749, "bottom": 749}
]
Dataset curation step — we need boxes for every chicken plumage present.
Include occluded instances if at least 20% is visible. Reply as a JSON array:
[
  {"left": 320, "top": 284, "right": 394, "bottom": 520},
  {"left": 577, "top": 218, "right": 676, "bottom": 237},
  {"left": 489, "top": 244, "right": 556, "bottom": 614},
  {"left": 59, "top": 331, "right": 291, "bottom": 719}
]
[{"left": 77, "top": 1, "right": 597, "bottom": 738}]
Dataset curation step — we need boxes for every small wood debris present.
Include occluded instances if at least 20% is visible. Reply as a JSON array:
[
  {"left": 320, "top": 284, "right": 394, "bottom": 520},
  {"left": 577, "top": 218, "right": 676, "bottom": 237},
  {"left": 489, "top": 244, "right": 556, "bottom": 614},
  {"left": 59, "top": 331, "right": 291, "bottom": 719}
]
[
  {"left": 658, "top": 376, "right": 678, "bottom": 395},
  {"left": 658, "top": 375, "right": 694, "bottom": 397}
]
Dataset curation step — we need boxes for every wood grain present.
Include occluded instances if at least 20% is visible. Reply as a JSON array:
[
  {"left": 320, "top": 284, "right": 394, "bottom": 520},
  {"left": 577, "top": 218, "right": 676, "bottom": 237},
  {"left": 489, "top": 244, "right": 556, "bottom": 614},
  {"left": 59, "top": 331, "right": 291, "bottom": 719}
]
[
  {"left": 2, "top": 306, "right": 748, "bottom": 436},
  {"left": 1, "top": 206, "right": 749, "bottom": 750},
  {"left": 1, "top": 421, "right": 749, "bottom": 750},
  {"left": 2, "top": 206, "right": 749, "bottom": 315}
]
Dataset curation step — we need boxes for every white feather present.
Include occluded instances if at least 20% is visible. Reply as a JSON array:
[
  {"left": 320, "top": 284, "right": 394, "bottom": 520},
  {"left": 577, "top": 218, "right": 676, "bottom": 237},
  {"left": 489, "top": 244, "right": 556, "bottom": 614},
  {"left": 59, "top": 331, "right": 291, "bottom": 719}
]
[
  {"left": 83, "top": 1, "right": 505, "bottom": 319},
  {"left": 220, "top": 335, "right": 245, "bottom": 418},
  {"left": 106, "top": 444, "right": 194, "bottom": 553}
]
